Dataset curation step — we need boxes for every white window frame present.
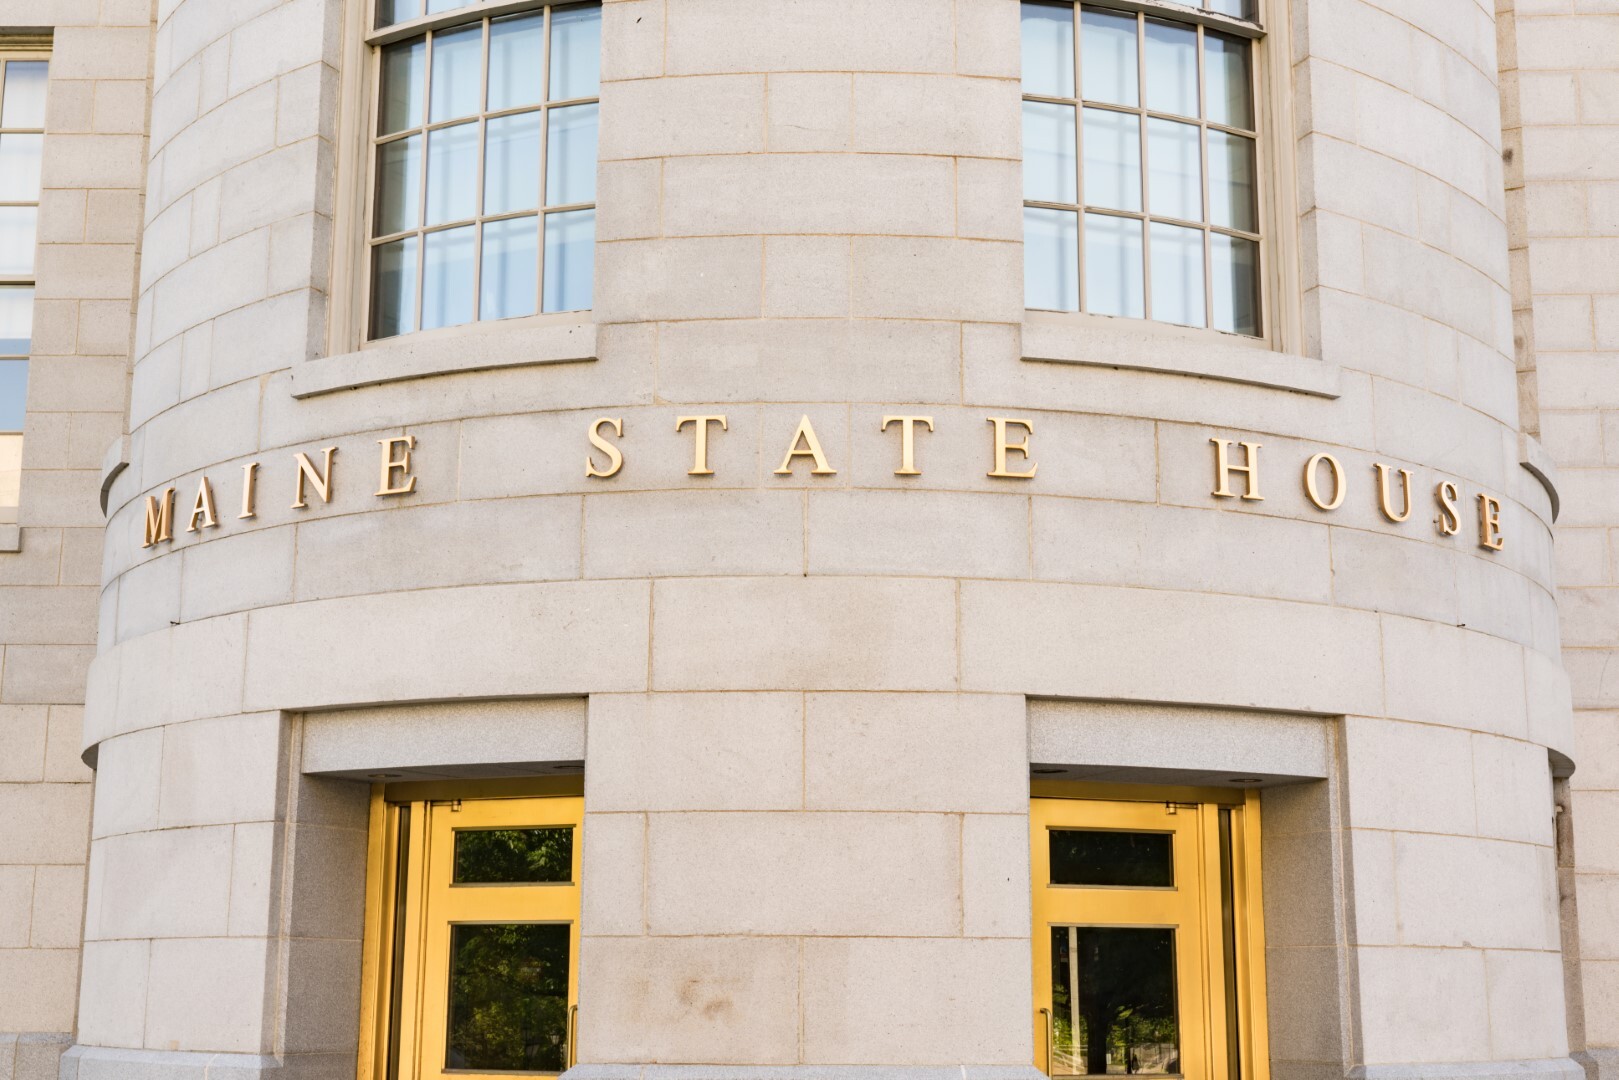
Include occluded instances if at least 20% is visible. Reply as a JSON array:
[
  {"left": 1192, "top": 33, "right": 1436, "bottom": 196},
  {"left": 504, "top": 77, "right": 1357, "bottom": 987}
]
[
  {"left": 1021, "top": 0, "right": 1302, "bottom": 356},
  {"left": 329, "top": 0, "right": 599, "bottom": 356}
]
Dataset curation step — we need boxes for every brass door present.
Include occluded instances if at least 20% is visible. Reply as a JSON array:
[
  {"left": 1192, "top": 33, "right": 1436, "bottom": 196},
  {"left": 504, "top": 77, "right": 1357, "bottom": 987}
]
[
  {"left": 364, "top": 790, "right": 583, "bottom": 1080},
  {"left": 1030, "top": 791, "right": 1268, "bottom": 1080}
]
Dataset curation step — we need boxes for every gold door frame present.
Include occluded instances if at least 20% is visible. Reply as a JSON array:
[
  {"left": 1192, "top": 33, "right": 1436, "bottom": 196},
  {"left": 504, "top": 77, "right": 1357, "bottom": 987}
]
[
  {"left": 1030, "top": 783, "right": 1270, "bottom": 1080},
  {"left": 357, "top": 778, "right": 585, "bottom": 1080}
]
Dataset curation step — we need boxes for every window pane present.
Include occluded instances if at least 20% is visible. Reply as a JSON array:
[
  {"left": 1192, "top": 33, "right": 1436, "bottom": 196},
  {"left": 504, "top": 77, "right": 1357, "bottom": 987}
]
[
  {"left": 481, "top": 216, "right": 538, "bottom": 321},
  {"left": 1212, "top": 232, "right": 1260, "bottom": 335},
  {"left": 546, "top": 102, "right": 598, "bottom": 206},
  {"left": 375, "top": 134, "right": 422, "bottom": 236},
  {"left": 426, "top": 0, "right": 469, "bottom": 15},
  {"left": 370, "top": 237, "right": 418, "bottom": 339},
  {"left": 1085, "top": 212, "right": 1143, "bottom": 318},
  {"left": 454, "top": 827, "right": 572, "bottom": 883},
  {"left": 429, "top": 23, "right": 483, "bottom": 123},
  {"left": 1205, "top": 32, "right": 1253, "bottom": 130},
  {"left": 1150, "top": 220, "right": 1205, "bottom": 327},
  {"left": 550, "top": 5, "right": 602, "bottom": 101},
  {"left": 1208, "top": 130, "right": 1256, "bottom": 232},
  {"left": 1, "top": 62, "right": 48, "bottom": 129},
  {"left": 375, "top": 0, "right": 422, "bottom": 28},
  {"left": 425, "top": 120, "right": 479, "bottom": 225},
  {"left": 1022, "top": 2, "right": 1075, "bottom": 98},
  {"left": 1050, "top": 830, "right": 1174, "bottom": 887},
  {"left": 1023, "top": 101, "right": 1077, "bottom": 204},
  {"left": 446, "top": 924, "right": 569, "bottom": 1073},
  {"left": 1143, "top": 19, "right": 1198, "bottom": 117},
  {"left": 543, "top": 208, "right": 594, "bottom": 312},
  {"left": 1080, "top": 7, "right": 1138, "bottom": 107},
  {"left": 485, "top": 113, "right": 542, "bottom": 216},
  {"left": 0, "top": 134, "right": 43, "bottom": 202},
  {"left": 0, "top": 207, "right": 36, "bottom": 277},
  {"left": 1082, "top": 108, "right": 1140, "bottom": 212},
  {"left": 489, "top": 13, "right": 545, "bottom": 112},
  {"left": 1147, "top": 117, "right": 1201, "bottom": 221},
  {"left": 0, "top": 286, "right": 31, "bottom": 356},
  {"left": 379, "top": 40, "right": 426, "bottom": 135},
  {"left": 1050, "top": 926, "right": 1180, "bottom": 1078},
  {"left": 0, "top": 360, "right": 25, "bottom": 431},
  {"left": 1203, "top": 0, "right": 1256, "bottom": 20},
  {"left": 423, "top": 224, "right": 476, "bottom": 329},
  {"left": 1024, "top": 206, "right": 1079, "bottom": 312}
]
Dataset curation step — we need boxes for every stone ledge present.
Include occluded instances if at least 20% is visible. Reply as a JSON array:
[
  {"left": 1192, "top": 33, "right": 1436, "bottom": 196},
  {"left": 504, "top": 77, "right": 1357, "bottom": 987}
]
[
  {"left": 563, "top": 1068, "right": 1048, "bottom": 1080},
  {"left": 1348, "top": 1059, "right": 1588, "bottom": 1080},
  {"left": 1022, "top": 313, "right": 1341, "bottom": 399},
  {"left": 58, "top": 1047, "right": 352, "bottom": 1080},
  {"left": 1518, "top": 432, "right": 1560, "bottom": 522},
  {"left": 99, "top": 435, "right": 130, "bottom": 517},
  {"left": 0, "top": 523, "right": 18, "bottom": 553},
  {"left": 290, "top": 317, "right": 596, "bottom": 399}
]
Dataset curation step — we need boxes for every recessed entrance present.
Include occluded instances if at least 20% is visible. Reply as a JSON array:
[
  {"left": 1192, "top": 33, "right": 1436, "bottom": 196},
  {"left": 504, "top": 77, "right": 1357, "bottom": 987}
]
[
  {"left": 360, "top": 781, "right": 583, "bottom": 1080},
  {"left": 1031, "top": 786, "right": 1268, "bottom": 1080}
]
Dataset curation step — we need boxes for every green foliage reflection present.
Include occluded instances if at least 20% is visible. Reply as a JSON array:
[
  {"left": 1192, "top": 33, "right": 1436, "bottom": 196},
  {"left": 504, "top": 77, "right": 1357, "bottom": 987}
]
[
  {"left": 446, "top": 923, "right": 569, "bottom": 1072},
  {"left": 1051, "top": 926, "right": 1179, "bottom": 1076},
  {"left": 453, "top": 827, "right": 573, "bottom": 884}
]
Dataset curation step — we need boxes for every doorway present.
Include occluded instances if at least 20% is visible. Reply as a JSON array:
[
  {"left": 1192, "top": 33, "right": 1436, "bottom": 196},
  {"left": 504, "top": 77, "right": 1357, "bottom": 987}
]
[
  {"left": 1031, "top": 786, "right": 1269, "bottom": 1080},
  {"left": 360, "top": 782, "right": 583, "bottom": 1080}
]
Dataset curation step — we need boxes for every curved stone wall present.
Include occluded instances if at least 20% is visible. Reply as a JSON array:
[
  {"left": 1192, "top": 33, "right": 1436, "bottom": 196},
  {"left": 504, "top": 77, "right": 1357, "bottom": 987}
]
[{"left": 70, "top": 0, "right": 1575, "bottom": 1076}]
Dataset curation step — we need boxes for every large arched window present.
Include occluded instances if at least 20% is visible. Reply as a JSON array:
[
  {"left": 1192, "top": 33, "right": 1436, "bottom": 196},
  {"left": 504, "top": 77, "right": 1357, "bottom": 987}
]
[
  {"left": 364, "top": 1, "right": 599, "bottom": 340},
  {"left": 1022, "top": 1, "right": 1263, "bottom": 337}
]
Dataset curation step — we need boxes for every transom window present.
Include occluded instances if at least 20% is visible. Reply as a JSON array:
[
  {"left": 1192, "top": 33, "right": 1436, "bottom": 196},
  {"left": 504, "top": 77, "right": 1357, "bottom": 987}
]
[
  {"left": 1022, "top": 1, "right": 1262, "bottom": 337},
  {"left": 0, "top": 53, "right": 46, "bottom": 523},
  {"left": 367, "top": 2, "right": 599, "bottom": 341}
]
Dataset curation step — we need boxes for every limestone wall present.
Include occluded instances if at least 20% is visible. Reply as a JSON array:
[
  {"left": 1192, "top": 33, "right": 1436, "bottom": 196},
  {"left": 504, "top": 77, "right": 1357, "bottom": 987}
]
[
  {"left": 0, "top": 3, "right": 152, "bottom": 1079},
  {"left": 54, "top": 0, "right": 1581, "bottom": 1076}
]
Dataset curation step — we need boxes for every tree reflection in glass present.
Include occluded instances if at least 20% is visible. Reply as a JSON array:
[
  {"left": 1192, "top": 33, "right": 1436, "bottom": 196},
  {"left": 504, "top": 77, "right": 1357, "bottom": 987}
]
[
  {"left": 453, "top": 827, "right": 574, "bottom": 884},
  {"left": 1051, "top": 926, "right": 1180, "bottom": 1077},
  {"left": 446, "top": 923, "right": 570, "bottom": 1072}
]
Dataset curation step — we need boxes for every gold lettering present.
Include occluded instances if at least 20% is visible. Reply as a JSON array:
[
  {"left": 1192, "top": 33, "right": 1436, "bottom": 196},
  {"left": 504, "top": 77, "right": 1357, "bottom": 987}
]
[
  {"left": 1210, "top": 438, "right": 1262, "bottom": 500},
  {"left": 1436, "top": 481, "right": 1461, "bottom": 536},
  {"left": 377, "top": 435, "right": 418, "bottom": 495},
  {"left": 675, "top": 415, "right": 727, "bottom": 476},
  {"left": 1478, "top": 494, "right": 1504, "bottom": 551},
  {"left": 987, "top": 417, "right": 1037, "bottom": 479},
  {"left": 292, "top": 447, "right": 337, "bottom": 509},
  {"left": 1374, "top": 463, "right": 1414, "bottom": 522},
  {"left": 185, "top": 475, "right": 218, "bottom": 533},
  {"left": 775, "top": 415, "right": 837, "bottom": 476},
  {"left": 1303, "top": 452, "right": 1346, "bottom": 510},
  {"left": 586, "top": 418, "right": 624, "bottom": 478},
  {"left": 881, "top": 415, "right": 934, "bottom": 476},
  {"left": 239, "top": 462, "right": 259, "bottom": 520},
  {"left": 141, "top": 488, "right": 175, "bottom": 548}
]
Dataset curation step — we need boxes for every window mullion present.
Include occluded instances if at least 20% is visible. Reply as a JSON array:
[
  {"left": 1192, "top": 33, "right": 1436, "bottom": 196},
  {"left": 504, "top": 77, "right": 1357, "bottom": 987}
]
[
  {"left": 536, "top": 4, "right": 552, "bottom": 314},
  {"left": 1198, "top": 23, "right": 1213, "bottom": 330},
  {"left": 414, "top": 28, "right": 434, "bottom": 332},
  {"left": 1073, "top": 1, "right": 1086, "bottom": 315},
  {"left": 1136, "top": 10, "right": 1152, "bottom": 322},
  {"left": 471, "top": 17, "right": 492, "bottom": 322}
]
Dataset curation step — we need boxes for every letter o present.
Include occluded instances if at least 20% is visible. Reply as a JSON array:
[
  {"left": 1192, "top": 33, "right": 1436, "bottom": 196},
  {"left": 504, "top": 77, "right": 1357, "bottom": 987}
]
[{"left": 1303, "top": 452, "right": 1346, "bottom": 511}]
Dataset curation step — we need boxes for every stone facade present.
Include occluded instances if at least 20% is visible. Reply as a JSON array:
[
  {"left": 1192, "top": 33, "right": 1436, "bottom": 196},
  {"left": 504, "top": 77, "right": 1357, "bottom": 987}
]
[{"left": 0, "top": 0, "right": 1613, "bottom": 1079}]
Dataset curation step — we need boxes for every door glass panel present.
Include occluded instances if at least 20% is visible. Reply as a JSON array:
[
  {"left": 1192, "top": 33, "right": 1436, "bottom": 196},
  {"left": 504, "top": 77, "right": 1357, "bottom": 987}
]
[
  {"left": 1050, "top": 829, "right": 1173, "bottom": 887},
  {"left": 454, "top": 826, "right": 573, "bottom": 884},
  {"left": 1051, "top": 926, "right": 1180, "bottom": 1077},
  {"left": 446, "top": 923, "right": 571, "bottom": 1072}
]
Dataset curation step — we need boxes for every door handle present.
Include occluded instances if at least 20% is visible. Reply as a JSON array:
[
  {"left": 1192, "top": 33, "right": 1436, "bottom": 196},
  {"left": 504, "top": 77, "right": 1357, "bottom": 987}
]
[
  {"left": 566, "top": 1004, "right": 578, "bottom": 1069},
  {"left": 1039, "top": 1007, "right": 1053, "bottom": 1075}
]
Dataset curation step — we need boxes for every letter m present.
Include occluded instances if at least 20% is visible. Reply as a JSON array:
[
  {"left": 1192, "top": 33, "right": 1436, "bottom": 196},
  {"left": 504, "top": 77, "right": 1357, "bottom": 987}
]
[{"left": 143, "top": 488, "right": 175, "bottom": 547}]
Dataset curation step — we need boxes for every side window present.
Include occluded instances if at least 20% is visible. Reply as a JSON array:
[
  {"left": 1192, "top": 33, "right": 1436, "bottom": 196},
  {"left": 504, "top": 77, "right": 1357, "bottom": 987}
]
[
  {"left": 0, "top": 53, "right": 46, "bottom": 523},
  {"left": 366, "top": 2, "right": 601, "bottom": 341},
  {"left": 1021, "top": 1, "right": 1263, "bottom": 337}
]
